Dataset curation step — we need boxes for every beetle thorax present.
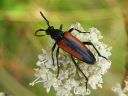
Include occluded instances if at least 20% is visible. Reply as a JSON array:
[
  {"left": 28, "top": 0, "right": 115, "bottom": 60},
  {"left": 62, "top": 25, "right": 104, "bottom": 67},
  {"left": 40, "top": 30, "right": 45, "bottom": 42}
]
[
  {"left": 46, "top": 26, "right": 64, "bottom": 41},
  {"left": 50, "top": 29, "right": 63, "bottom": 41}
]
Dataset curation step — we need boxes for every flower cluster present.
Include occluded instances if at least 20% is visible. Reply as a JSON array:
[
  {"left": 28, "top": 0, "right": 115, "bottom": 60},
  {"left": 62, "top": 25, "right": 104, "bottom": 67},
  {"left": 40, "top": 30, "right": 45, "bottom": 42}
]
[
  {"left": 112, "top": 80, "right": 128, "bottom": 96},
  {"left": 30, "top": 23, "right": 112, "bottom": 96}
]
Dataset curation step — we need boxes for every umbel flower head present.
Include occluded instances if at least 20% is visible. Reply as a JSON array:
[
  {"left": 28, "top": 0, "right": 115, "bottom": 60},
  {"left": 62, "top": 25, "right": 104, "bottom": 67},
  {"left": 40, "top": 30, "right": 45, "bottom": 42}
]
[{"left": 30, "top": 23, "right": 112, "bottom": 96}]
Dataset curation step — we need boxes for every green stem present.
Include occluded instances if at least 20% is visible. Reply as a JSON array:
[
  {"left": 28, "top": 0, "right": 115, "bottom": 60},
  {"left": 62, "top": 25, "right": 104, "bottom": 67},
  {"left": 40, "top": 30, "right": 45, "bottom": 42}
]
[{"left": 0, "top": 67, "right": 36, "bottom": 96}]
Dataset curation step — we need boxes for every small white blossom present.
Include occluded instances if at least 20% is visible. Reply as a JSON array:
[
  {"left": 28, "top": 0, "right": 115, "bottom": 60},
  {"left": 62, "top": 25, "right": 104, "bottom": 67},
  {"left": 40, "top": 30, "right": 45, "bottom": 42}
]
[
  {"left": 31, "top": 22, "right": 112, "bottom": 95},
  {"left": 74, "top": 86, "right": 90, "bottom": 95},
  {"left": 112, "top": 80, "right": 128, "bottom": 96}
]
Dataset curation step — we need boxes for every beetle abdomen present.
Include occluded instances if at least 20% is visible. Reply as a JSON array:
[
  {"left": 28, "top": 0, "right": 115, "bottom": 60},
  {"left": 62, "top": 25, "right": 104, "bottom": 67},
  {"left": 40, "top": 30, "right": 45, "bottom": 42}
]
[{"left": 57, "top": 32, "right": 96, "bottom": 64}]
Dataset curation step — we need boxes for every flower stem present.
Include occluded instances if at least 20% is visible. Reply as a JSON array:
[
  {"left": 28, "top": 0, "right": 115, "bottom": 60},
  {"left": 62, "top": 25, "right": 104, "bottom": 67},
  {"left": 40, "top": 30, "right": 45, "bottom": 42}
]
[{"left": 0, "top": 67, "right": 36, "bottom": 96}]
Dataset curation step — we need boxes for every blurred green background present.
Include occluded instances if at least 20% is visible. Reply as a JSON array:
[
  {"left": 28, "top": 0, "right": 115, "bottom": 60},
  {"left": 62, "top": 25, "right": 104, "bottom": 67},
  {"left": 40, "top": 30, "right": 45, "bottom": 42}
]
[{"left": 0, "top": 0, "right": 127, "bottom": 96}]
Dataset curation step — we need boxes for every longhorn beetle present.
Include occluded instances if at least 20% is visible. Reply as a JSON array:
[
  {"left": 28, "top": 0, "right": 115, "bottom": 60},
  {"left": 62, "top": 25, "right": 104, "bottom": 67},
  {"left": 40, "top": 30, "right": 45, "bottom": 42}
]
[{"left": 35, "top": 11, "right": 107, "bottom": 90}]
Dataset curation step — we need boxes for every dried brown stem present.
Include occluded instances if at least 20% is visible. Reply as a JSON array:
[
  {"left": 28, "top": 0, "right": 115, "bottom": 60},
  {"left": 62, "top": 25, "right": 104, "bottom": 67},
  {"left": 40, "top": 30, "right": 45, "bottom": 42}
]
[{"left": 121, "top": 0, "right": 128, "bottom": 88}]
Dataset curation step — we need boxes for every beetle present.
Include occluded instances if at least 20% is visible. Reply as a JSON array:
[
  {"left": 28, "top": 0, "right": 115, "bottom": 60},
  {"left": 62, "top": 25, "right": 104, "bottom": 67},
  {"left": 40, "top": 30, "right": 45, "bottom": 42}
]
[{"left": 35, "top": 11, "right": 107, "bottom": 89}]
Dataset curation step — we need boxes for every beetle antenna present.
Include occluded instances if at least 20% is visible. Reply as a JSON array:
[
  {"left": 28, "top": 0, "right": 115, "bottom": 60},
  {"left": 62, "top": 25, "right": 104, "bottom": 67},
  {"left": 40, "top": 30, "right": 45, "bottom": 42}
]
[
  {"left": 40, "top": 11, "right": 50, "bottom": 27},
  {"left": 35, "top": 29, "right": 46, "bottom": 36}
]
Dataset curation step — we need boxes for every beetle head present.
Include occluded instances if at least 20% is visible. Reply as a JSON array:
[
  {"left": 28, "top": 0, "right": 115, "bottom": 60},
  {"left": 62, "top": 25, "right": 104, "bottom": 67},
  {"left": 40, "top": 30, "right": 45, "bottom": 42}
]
[
  {"left": 35, "top": 11, "right": 54, "bottom": 36},
  {"left": 45, "top": 26, "right": 55, "bottom": 35}
]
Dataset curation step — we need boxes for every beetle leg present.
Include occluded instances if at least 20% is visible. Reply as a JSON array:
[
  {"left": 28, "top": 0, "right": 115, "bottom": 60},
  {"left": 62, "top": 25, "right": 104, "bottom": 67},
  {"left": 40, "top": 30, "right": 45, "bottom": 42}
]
[
  {"left": 83, "top": 42, "right": 107, "bottom": 60},
  {"left": 56, "top": 47, "right": 60, "bottom": 78},
  {"left": 59, "top": 24, "right": 63, "bottom": 31},
  {"left": 68, "top": 28, "right": 90, "bottom": 33},
  {"left": 35, "top": 29, "right": 45, "bottom": 36},
  {"left": 52, "top": 43, "right": 57, "bottom": 66},
  {"left": 71, "top": 55, "right": 88, "bottom": 91}
]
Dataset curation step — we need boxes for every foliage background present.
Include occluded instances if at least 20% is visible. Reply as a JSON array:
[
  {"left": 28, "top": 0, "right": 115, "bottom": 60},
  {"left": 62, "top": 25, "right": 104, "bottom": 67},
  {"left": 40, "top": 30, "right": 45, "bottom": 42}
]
[{"left": 0, "top": 0, "right": 126, "bottom": 96}]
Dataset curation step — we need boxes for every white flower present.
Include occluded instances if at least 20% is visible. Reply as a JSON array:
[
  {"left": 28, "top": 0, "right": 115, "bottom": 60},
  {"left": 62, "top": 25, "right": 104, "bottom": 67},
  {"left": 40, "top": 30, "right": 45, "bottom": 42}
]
[
  {"left": 31, "top": 22, "right": 112, "bottom": 96},
  {"left": 58, "top": 70, "right": 69, "bottom": 80},
  {"left": 74, "top": 86, "right": 90, "bottom": 95},
  {"left": 112, "top": 80, "right": 128, "bottom": 96}
]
